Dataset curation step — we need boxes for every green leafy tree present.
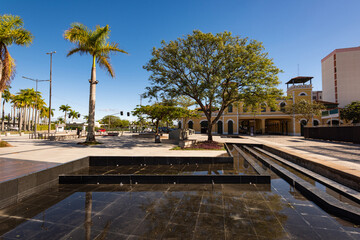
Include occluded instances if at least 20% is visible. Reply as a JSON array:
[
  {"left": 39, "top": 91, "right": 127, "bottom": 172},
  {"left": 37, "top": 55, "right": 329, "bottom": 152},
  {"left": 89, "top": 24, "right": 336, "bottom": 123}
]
[
  {"left": 99, "top": 115, "right": 129, "bottom": 129},
  {"left": 175, "top": 95, "right": 200, "bottom": 131},
  {"left": 59, "top": 104, "right": 71, "bottom": 124},
  {"left": 64, "top": 23, "right": 127, "bottom": 143},
  {"left": 284, "top": 99, "right": 324, "bottom": 125},
  {"left": 143, "top": 30, "right": 282, "bottom": 141},
  {"left": 132, "top": 102, "right": 189, "bottom": 135},
  {"left": 56, "top": 117, "right": 65, "bottom": 124},
  {"left": 340, "top": 101, "right": 360, "bottom": 124}
]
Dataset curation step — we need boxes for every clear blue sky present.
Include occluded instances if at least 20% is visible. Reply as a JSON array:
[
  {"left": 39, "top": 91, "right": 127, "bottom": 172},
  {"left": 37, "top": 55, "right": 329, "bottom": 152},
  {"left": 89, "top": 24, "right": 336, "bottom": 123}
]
[{"left": 2, "top": 0, "right": 360, "bottom": 121}]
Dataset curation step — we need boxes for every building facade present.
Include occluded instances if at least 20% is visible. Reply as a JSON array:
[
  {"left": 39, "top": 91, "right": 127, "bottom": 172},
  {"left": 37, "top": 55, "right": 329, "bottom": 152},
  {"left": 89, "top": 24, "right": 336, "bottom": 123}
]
[
  {"left": 322, "top": 46, "right": 360, "bottom": 108},
  {"left": 181, "top": 77, "right": 322, "bottom": 136}
]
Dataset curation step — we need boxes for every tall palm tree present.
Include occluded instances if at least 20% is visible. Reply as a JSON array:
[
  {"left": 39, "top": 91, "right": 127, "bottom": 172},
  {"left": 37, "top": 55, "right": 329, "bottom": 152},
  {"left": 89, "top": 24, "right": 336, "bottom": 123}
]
[
  {"left": 0, "top": 15, "right": 33, "bottom": 128},
  {"left": 59, "top": 104, "right": 71, "bottom": 124},
  {"left": 64, "top": 23, "right": 127, "bottom": 142}
]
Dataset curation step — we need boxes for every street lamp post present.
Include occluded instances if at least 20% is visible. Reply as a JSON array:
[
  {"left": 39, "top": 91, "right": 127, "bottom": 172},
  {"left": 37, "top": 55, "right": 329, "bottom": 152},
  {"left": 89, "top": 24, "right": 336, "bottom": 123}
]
[
  {"left": 22, "top": 76, "right": 49, "bottom": 136},
  {"left": 46, "top": 51, "right": 56, "bottom": 134}
]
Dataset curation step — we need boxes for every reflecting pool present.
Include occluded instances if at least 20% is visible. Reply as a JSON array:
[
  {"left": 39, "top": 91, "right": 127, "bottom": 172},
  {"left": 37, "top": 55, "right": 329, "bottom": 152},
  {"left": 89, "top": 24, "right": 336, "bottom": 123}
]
[{"left": 1, "top": 178, "right": 359, "bottom": 239}]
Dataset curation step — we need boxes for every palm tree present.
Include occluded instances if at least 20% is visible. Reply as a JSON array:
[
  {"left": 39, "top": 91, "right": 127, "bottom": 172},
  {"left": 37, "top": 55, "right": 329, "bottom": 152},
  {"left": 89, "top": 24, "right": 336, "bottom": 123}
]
[
  {"left": 64, "top": 23, "right": 127, "bottom": 142},
  {"left": 68, "top": 109, "right": 80, "bottom": 123},
  {"left": 59, "top": 104, "right": 71, "bottom": 124},
  {"left": 0, "top": 15, "right": 33, "bottom": 134}
]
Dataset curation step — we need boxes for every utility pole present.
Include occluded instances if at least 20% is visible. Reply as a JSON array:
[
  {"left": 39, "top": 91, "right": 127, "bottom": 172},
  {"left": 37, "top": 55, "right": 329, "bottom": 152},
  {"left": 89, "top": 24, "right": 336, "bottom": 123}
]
[
  {"left": 22, "top": 76, "right": 49, "bottom": 136},
  {"left": 46, "top": 51, "right": 56, "bottom": 134}
]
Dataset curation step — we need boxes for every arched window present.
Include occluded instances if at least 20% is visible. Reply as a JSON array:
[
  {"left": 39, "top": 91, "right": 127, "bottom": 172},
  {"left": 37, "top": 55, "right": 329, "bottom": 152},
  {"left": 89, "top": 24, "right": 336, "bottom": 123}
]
[
  {"left": 280, "top": 102, "right": 286, "bottom": 111},
  {"left": 178, "top": 121, "right": 182, "bottom": 129},
  {"left": 313, "top": 119, "right": 319, "bottom": 126},
  {"left": 299, "top": 92, "right": 307, "bottom": 96},
  {"left": 261, "top": 103, "right": 267, "bottom": 112},
  {"left": 188, "top": 120, "right": 193, "bottom": 129},
  {"left": 228, "top": 104, "right": 233, "bottom": 113}
]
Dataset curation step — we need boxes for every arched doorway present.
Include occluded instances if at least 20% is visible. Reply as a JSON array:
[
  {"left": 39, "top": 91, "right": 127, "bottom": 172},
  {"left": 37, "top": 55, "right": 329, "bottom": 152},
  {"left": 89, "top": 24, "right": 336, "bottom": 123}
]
[
  {"left": 188, "top": 121, "right": 193, "bottom": 129},
  {"left": 178, "top": 121, "right": 182, "bottom": 129},
  {"left": 200, "top": 121, "right": 208, "bottom": 134},
  {"left": 217, "top": 121, "right": 223, "bottom": 134},
  {"left": 228, "top": 120, "right": 233, "bottom": 135},
  {"left": 300, "top": 120, "right": 307, "bottom": 136}
]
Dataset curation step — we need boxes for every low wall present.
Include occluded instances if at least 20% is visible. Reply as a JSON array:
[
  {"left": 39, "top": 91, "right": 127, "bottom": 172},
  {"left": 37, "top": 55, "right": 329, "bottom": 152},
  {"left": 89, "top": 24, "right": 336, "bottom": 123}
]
[
  {"left": 304, "top": 126, "right": 360, "bottom": 144},
  {"left": 0, "top": 157, "right": 89, "bottom": 209}
]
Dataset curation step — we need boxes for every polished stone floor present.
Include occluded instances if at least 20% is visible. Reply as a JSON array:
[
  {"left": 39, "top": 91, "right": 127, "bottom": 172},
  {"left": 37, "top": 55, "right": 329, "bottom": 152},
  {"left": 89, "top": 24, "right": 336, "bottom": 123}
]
[
  {"left": 71, "top": 162, "right": 258, "bottom": 176},
  {"left": 1, "top": 179, "right": 360, "bottom": 239}
]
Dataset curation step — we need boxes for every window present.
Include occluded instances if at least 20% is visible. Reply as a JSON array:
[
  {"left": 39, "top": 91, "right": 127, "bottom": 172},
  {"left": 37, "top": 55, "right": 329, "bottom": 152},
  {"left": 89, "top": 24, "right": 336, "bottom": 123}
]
[
  {"left": 228, "top": 104, "right": 233, "bottom": 113},
  {"left": 261, "top": 103, "right": 266, "bottom": 112},
  {"left": 280, "top": 102, "right": 286, "bottom": 111},
  {"left": 313, "top": 120, "right": 319, "bottom": 126},
  {"left": 243, "top": 106, "right": 248, "bottom": 112},
  {"left": 299, "top": 92, "right": 307, "bottom": 96}
]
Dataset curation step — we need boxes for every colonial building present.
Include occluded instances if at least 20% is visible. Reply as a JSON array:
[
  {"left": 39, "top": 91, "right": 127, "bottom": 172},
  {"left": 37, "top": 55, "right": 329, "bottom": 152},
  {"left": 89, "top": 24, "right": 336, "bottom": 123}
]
[{"left": 181, "top": 76, "right": 323, "bottom": 136}]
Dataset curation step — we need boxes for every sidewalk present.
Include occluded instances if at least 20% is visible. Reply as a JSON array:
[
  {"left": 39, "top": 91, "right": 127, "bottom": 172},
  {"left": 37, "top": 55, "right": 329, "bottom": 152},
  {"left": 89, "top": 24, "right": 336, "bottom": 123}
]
[
  {"left": 214, "top": 135, "right": 360, "bottom": 179},
  {"left": 0, "top": 133, "right": 227, "bottom": 182}
]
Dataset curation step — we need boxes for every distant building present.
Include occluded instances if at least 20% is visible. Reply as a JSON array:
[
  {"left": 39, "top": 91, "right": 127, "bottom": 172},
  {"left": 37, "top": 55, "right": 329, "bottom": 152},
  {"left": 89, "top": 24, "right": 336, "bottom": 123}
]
[
  {"left": 184, "top": 76, "right": 324, "bottom": 136},
  {"left": 321, "top": 46, "right": 360, "bottom": 107},
  {"left": 312, "top": 91, "right": 322, "bottom": 101}
]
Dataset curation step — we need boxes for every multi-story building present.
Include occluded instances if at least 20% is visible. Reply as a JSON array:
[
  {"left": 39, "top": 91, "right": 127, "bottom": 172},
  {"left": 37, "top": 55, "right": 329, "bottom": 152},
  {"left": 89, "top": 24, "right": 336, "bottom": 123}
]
[
  {"left": 181, "top": 76, "right": 322, "bottom": 136},
  {"left": 322, "top": 46, "right": 360, "bottom": 108}
]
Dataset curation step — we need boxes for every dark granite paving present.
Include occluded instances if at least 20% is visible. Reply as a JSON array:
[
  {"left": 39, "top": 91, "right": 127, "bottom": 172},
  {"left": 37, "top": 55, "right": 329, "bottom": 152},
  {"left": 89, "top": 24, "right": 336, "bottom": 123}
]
[
  {"left": 0, "top": 158, "right": 59, "bottom": 182},
  {"left": 1, "top": 179, "right": 360, "bottom": 239},
  {"left": 71, "top": 163, "right": 258, "bottom": 176}
]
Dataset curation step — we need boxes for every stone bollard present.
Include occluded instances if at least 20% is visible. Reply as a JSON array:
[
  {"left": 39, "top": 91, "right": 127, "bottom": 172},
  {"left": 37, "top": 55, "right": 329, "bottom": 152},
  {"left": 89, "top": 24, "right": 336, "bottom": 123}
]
[
  {"left": 5, "top": 132, "right": 10, "bottom": 136},
  {"left": 20, "top": 132, "right": 25, "bottom": 136}
]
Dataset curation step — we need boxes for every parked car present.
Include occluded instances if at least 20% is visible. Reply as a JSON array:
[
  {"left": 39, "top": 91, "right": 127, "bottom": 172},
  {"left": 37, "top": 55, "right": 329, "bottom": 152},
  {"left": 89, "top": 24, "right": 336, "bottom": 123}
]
[{"left": 97, "top": 129, "right": 106, "bottom": 132}]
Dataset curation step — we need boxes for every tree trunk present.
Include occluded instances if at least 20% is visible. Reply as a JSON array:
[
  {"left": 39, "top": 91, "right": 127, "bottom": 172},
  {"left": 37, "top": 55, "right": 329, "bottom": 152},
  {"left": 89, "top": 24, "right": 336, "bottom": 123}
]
[
  {"left": 207, "top": 122, "right": 213, "bottom": 142},
  {"left": 19, "top": 108, "right": 23, "bottom": 132},
  {"left": 86, "top": 56, "right": 97, "bottom": 143},
  {"left": 1, "top": 97, "right": 5, "bottom": 131},
  {"left": 12, "top": 106, "right": 15, "bottom": 127}
]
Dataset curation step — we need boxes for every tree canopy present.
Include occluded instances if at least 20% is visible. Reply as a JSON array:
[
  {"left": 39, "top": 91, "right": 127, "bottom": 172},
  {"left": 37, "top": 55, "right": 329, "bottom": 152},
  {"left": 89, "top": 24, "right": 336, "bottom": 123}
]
[
  {"left": 99, "top": 115, "right": 130, "bottom": 129},
  {"left": 143, "top": 30, "right": 282, "bottom": 141},
  {"left": 284, "top": 99, "right": 324, "bottom": 124},
  {"left": 132, "top": 102, "right": 195, "bottom": 134},
  {"left": 340, "top": 101, "right": 360, "bottom": 123}
]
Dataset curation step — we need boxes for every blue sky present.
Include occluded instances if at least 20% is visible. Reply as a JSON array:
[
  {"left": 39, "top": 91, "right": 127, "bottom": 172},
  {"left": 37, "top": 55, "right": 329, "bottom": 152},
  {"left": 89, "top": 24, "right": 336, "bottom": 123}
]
[{"left": 2, "top": 0, "right": 360, "bottom": 121}]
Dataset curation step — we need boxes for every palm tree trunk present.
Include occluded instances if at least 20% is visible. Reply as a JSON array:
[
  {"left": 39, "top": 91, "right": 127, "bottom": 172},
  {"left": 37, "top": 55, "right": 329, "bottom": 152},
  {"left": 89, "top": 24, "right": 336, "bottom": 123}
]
[
  {"left": 12, "top": 106, "right": 15, "bottom": 127},
  {"left": 1, "top": 98, "right": 5, "bottom": 131},
  {"left": 31, "top": 107, "right": 35, "bottom": 131},
  {"left": 64, "top": 111, "right": 67, "bottom": 125},
  {"left": 86, "top": 57, "right": 97, "bottom": 142},
  {"left": 19, "top": 108, "right": 23, "bottom": 132}
]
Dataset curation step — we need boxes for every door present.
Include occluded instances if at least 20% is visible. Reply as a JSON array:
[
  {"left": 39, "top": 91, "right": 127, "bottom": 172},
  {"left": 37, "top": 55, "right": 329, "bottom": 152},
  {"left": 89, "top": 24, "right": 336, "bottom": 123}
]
[
  {"left": 228, "top": 121, "right": 233, "bottom": 134},
  {"left": 217, "top": 121, "right": 223, "bottom": 134},
  {"left": 200, "top": 121, "right": 208, "bottom": 134}
]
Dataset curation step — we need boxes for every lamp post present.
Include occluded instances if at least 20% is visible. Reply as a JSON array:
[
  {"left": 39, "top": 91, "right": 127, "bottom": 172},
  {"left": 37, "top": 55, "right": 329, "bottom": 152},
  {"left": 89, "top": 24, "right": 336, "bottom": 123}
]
[
  {"left": 22, "top": 76, "right": 49, "bottom": 136},
  {"left": 46, "top": 51, "right": 56, "bottom": 134}
]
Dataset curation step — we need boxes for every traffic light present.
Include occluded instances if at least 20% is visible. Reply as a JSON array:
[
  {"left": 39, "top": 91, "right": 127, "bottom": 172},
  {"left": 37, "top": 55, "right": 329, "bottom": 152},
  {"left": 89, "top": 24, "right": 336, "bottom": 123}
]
[
  {"left": 120, "top": 111, "right": 123, "bottom": 116},
  {"left": 127, "top": 112, "right": 130, "bottom": 116}
]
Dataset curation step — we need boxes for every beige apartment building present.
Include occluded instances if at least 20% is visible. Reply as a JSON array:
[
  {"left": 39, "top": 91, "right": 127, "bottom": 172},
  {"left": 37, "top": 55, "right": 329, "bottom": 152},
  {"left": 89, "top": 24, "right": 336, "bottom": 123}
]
[{"left": 322, "top": 46, "right": 360, "bottom": 108}]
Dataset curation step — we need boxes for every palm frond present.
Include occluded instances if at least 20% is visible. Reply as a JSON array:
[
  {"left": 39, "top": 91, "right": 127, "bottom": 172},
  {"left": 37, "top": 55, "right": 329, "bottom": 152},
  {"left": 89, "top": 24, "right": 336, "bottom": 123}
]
[
  {"left": 97, "top": 55, "right": 115, "bottom": 78},
  {"left": 66, "top": 46, "right": 91, "bottom": 57}
]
